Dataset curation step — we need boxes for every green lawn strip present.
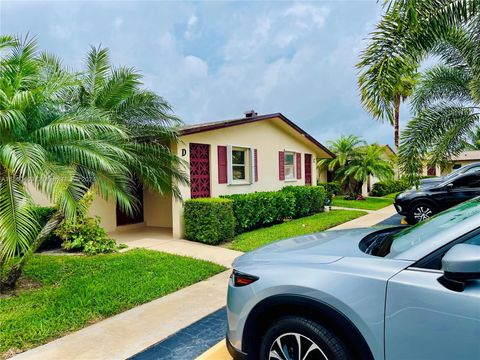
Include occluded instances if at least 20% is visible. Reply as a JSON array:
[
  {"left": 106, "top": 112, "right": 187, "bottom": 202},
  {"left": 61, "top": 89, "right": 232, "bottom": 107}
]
[
  {"left": 0, "top": 249, "right": 225, "bottom": 356},
  {"left": 227, "top": 210, "right": 367, "bottom": 252},
  {"left": 332, "top": 197, "right": 394, "bottom": 210},
  {"left": 383, "top": 192, "right": 400, "bottom": 199}
]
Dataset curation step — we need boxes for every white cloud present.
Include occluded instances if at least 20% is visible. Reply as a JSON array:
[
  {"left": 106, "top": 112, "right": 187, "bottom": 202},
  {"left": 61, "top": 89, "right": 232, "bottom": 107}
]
[
  {"left": 284, "top": 3, "right": 330, "bottom": 29},
  {"left": 183, "top": 55, "right": 208, "bottom": 78},
  {"left": 184, "top": 14, "right": 198, "bottom": 38}
]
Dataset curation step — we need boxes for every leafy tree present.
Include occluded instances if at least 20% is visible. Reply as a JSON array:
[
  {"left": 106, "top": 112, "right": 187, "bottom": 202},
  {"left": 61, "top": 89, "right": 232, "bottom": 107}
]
[{"left": 399, "top": 21, "right": 480, "bottom": 182}]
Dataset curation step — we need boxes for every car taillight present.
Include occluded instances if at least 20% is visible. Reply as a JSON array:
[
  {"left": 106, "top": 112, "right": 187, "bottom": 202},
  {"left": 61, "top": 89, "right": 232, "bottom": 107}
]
[{"left": 231, "top": 270, "right": 259, "bottom": 287}]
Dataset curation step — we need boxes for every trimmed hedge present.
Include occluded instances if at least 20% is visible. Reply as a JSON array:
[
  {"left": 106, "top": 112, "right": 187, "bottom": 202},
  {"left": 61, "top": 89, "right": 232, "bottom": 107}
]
[
  {"left": 317, "top": 182, "right": 340, "bottom": 205},
  {"left": 223, "top": 191, "right": 296, "bottom": 233},
  {"left": 282, "top": 186, "right": 326, "bottom": 218},
  {"left": 184, "top": 198, "right": 235, "bottom": 245},
  {"left": 370, "top": 179, "right": 410, "bottom": 197}
]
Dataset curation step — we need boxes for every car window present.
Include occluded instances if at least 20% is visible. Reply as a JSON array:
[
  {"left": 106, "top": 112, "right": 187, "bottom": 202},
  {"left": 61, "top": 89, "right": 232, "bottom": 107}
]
[
  {"left": 463, "top": 166, "right": 480, "bottom": 175},
  {"left": 387, "top": 199, "right": 480, "bottom": 257},
  {"left": 452, "top": 174, "right": 480, "bottom": 188},
  {"left": 464, "top": 233, "right": 480, "bottom": 246}
]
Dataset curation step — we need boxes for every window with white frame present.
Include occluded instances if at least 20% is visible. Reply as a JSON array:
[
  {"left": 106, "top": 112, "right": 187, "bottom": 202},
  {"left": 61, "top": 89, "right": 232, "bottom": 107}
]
[
  {"left": 232, "top": 148, "right": 247, "bottom": 181},
  {"left": 284, "top": 151, "right": 296, "bottom": 180}
]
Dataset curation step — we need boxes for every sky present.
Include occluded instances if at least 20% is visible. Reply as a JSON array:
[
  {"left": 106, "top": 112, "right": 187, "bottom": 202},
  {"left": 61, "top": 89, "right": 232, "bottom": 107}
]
[{"left": 1, "top": 0, "right": 408, "bottom": 147}]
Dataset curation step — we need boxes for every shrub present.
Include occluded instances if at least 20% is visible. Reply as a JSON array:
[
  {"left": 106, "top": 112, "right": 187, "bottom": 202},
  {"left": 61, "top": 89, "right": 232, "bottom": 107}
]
[
  {"left": 282, "top": 186, "right": 326, "bottom": 218},
  {"left": 54, "top": 216, "right": 121, "bottom": 255},
  {"left": 370, "top": 179, "right": 410, "bottom": 197},
  {"left": 184, "top": 198, "right": 235, "bottom": 244},
  {"left": 223, "top": 191, "right": 296, "bottom": 233},
  {"left": 317, "top": 182, "right": 340, "bottom": 205},
  {"left": 30, "top": 206, "right": 62, "bottom": 250}
]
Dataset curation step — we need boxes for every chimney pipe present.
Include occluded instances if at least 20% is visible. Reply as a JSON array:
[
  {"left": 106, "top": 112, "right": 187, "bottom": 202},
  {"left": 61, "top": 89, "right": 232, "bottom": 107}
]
[{"left": 244, "top": 110, "right": 258, "bottom": 118}]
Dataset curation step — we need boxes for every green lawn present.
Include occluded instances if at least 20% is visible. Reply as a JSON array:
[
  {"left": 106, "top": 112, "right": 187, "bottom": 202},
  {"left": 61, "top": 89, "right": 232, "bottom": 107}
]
[
  {"left": 332, "top": 196, "right": 394, "bottom": 210},
  {"left": 227, "top": 209, "right": 366, "bottom": 252},
  {"left": 0, "top": 249, "right": 225, "bottom": 356}
]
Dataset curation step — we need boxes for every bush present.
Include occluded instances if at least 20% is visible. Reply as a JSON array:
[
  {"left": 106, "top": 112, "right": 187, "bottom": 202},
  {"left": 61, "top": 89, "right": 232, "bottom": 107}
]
[
  {"left": 184, "top": 198, "right": 235, "bottom": 244},
  {"left": 222, "top": 191, "right": 296, "bottom": 234},
  {"left": 282, "top": 186, "right": 326, "bottom": 218},
  {"left": 30, "top": 206, "right": 62, "bottom": 250},
  {"left": 55, "top": 216, "right": 121, "bottom": 255},
  {"left": 370, "top": 179, "right": 410, "bottom": 197},
  {"left": 317, "top": 182, "right": 340, "bottom": 205}
]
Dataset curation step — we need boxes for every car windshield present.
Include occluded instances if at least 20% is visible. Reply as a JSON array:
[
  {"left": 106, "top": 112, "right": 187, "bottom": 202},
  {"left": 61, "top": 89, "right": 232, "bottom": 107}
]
[{"left": 364, "top": 199, "right": 480, "bottom": 257}]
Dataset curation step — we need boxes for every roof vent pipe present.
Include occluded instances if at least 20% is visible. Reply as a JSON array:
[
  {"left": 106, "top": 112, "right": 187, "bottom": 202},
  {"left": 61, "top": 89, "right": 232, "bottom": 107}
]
[{"left": 244, "top": 110, "right": 258, "bottom": 118}]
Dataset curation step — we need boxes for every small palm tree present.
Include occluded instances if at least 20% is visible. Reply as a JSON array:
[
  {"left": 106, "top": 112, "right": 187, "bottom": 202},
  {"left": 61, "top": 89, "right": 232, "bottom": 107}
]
[
  {"left": 0, "top": 37, "right": 136, "bottom": 291},
  {"left": 318, "top": 135, "right": 366, "bottom": 171},
  {"left": 68, "top": 46, "right": 188, "bottom": 200},
  {"left": 338, "top": 145, "right": 394, "bottom": 195}
]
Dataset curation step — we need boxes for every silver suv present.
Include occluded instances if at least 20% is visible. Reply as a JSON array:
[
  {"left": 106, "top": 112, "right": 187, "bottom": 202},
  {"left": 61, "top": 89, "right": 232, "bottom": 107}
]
[{"left": 226, "top": 200, "right": 480, "bottom": 360}]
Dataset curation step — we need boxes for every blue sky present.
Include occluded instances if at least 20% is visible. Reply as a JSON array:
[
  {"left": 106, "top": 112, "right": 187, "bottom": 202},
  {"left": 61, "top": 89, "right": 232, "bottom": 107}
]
[{"left": 1, "top": 0, "right": 407, "bottom": 146}]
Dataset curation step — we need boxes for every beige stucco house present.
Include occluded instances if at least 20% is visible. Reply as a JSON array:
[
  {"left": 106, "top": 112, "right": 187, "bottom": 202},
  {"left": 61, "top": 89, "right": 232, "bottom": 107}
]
[
  {"left": 419, "top": 150, "right": 480, "bottom": 177},
  {"left": 29, "top": 111, "right": 333, "bottom": 238}
]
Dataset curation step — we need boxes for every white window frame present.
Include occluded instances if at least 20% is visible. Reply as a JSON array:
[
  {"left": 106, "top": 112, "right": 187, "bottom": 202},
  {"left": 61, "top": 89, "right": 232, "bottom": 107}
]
[
  {"left": 227, "top": 145, "right": 254, "bottom": 185},
  {"left": 284, "top": 150, "right": 296, "bottom": 181}
]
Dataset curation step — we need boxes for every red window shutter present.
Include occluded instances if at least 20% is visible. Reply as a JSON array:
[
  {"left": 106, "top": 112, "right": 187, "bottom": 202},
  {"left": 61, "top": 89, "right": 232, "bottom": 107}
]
[
  {"left": 296, "top": 153, "right": 302, "bottom": 179},
  {"left": 279, "top": 151, "right": 285, "bottom": 180},
  {"left": 218, "top": 145, "right": 227, "bottom": 184},
  {"left": 254, "top": 149, "right": 258, "bottom": 182}
]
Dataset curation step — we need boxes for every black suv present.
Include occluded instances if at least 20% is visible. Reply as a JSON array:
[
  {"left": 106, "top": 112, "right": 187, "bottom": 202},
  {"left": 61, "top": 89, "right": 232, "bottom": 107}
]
[{"left": 394, "top": 171, "right": 480, "bottom": 224}]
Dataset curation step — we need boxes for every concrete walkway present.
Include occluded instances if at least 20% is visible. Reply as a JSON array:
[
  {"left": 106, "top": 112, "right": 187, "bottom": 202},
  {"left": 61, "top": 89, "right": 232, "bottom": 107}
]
[
  {"left": 114, "top": 228, "right": 242, "bottom": 268},
  {"left": 13, "top": 206, "right": 396, "bottom": 360}
]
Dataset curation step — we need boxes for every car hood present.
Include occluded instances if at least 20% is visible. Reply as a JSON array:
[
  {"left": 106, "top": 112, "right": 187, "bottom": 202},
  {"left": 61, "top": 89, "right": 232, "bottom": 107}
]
[{"left": 233, "top": 228, "right": 380, "bottom": 267}]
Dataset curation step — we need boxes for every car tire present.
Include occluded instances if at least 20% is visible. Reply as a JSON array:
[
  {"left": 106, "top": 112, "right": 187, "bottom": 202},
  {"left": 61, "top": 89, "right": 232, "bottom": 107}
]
[
  {"left": 258, "top": 316, "right": 351, "bottom": 360},
  {"left": 407, "top": 202, "right": 437, "bottom": 224}
]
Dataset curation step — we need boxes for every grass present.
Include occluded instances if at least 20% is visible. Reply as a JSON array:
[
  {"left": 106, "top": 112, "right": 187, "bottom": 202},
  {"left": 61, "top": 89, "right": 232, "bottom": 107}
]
[
  {"left": 332, "top": 196, "right": 394, "bottom": 210},
  {"left": 0, "top": 249, "right": 225, "bottom": 357},
  {"left": 383, "top": 192, "right": 400, "bottom": 199},
  {"left": 227, "top": 210, "right": 366, "bottom": 252}
]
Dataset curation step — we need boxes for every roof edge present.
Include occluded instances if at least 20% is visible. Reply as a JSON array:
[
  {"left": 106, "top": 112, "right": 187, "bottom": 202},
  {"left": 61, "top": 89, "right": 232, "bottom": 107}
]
[{"left": 179, "top": 113, "right": 335, "bottom": 158}]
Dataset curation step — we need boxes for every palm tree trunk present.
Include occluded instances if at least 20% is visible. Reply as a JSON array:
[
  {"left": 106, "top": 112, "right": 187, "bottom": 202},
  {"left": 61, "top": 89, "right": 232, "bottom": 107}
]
[
  {"left": 394, "top": 96, "right": 401, "bottom": 152},
  {"left": 0, "top": 212, "right": 64, "bottom": 292}
]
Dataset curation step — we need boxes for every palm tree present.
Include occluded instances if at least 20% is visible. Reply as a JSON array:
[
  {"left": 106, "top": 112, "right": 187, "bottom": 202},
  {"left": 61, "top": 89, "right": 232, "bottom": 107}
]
[
  {"left": 399, "top": 22, "right": 480, "bottom": 182},
  {"left": 358, "top": 0, "right": 478, "bottom": 132},
  {"left": 0, "top": 37, "right": 136, "bottom": 291},
  {"left": 318, "top": 134, "right": 366, "bottom": 171},
  {"left": 390, "top": 71, "right": 418, "bottom": 151},
  {"left": 70, "top": 47, "right": 187, "bottom": 200}
]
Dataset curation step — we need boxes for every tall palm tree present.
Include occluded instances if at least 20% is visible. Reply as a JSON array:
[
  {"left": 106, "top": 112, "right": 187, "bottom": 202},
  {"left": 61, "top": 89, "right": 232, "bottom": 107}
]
[
  {"left": 318, "top": 134, "right": 366, "bottom": 171},
  {"left": 0, "top": 37, "right": 136, "bottom": 291},
  {"left": 358, "top": 0, "right": 479, "bottom": 130},
  {"left": 338, "top": 144, "right": 394, "bottom": 195},
  {"left": 390, "top": 71, "right": 418, "bottom": 151},
  {"left": 399, "top": 22, "right": 480, "bottom": 181}
]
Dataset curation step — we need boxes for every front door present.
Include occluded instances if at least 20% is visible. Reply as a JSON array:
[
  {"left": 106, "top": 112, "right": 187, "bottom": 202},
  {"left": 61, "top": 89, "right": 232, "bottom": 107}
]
[
  {"left": 116, "top": 181, "right": 144, "bottom": 226},
  {"left": 305, "top": 154, "right": 312, "bottom": 186},
  {"left": 189, "top": 143, "right": 210, "bottom": 198}
]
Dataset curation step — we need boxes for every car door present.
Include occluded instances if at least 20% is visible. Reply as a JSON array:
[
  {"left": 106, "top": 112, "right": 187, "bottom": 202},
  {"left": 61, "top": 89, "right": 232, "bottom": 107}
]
[
  {"left": 441, "top": 173, "right": 480, "bottom": 208},
  {"left": 384, "top": 236, "right": 480, "bottom": 360}
]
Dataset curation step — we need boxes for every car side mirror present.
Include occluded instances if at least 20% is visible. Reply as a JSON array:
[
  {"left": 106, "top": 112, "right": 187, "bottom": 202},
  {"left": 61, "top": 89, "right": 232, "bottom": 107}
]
[
  {"left": 438, "top": 244, "right": 480, "bottom": 292},
  {"left": 446, "top": 183, "right": 454, "bottom": 191}
]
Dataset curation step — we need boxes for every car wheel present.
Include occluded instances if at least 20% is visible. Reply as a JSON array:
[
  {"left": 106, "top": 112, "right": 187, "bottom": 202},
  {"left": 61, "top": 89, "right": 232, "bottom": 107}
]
[
  {"left": 407, "top": 202, "right": 437, "bottom": 224},
  {"left": 258, "top": 316, "right": 350, "bottom": 360}
]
